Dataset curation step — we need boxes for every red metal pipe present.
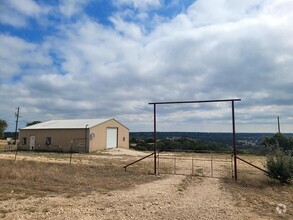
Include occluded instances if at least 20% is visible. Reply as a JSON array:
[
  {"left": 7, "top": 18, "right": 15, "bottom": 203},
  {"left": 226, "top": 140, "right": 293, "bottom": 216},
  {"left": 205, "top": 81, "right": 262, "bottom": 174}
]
[
  {"left": 154, "top": 104, "right": 157, "bottom": 175},
  {"left": 123, "top": 152, "right": 155, "bottom": 171},
  {"left": 148, "top": 98, "right": 242, "bottom": 178},
  {"left": 236, "top": 156, "right": 270, "bottom": 175},
  {"left": 149, "top": 98, "right": 241, "bottom": 105},
  {"left": 232, "top": 101, "right": 237, "bottom": 181}
]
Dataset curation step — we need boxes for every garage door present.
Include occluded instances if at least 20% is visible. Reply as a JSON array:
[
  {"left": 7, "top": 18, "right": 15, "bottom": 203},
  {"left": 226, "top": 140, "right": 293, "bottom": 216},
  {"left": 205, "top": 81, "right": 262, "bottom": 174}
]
[{"left": 106, "top": 128, "right": 118, "bottom": 149}]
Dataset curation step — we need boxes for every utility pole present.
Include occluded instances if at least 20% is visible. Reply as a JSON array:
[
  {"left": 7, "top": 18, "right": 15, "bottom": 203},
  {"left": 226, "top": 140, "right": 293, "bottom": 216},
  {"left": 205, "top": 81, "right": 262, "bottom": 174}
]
[
  {"left": 277, "top": 116, "right": 281, "bottom": 133},
  {"left": 14, "top": 107, "right": 20, "bottom": 145}
]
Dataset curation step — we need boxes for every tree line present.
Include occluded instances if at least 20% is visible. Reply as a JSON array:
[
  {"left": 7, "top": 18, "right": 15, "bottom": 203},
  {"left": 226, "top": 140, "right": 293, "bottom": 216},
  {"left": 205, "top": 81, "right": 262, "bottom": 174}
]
[{"left": 0, "top": 120, "right": 41, "bottom": 139}]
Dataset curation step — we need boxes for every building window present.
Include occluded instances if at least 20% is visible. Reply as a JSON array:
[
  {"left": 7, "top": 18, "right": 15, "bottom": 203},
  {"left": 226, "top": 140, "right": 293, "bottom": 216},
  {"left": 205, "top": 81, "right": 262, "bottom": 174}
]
[
  {"left": 46, "top": 137, "right": 51, "bottom": 146},
  {"left": 123, "top": 137, "right": 125, "bottom": 142},
  {"left": 22, "top": 137, "right": 27, "bottom": 145}
]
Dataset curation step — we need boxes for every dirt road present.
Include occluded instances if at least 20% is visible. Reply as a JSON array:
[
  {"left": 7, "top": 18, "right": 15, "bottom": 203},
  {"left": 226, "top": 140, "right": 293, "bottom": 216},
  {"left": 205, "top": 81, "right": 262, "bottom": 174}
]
[{"left": 2, "top": 174, "right": 261, "bottom": 220}]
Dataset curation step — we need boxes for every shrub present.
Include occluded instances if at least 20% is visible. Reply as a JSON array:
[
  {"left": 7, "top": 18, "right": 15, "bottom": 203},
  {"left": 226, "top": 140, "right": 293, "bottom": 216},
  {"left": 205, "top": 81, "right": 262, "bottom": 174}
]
[
  {"left": 262, "top": 133, "right": 293, "bottom": 152},
  {"left": 131, "top": 145, "right": 147, "bottom": 151},
  {"left": 266, "top": 148, "right": 293, "bottom": 184}
]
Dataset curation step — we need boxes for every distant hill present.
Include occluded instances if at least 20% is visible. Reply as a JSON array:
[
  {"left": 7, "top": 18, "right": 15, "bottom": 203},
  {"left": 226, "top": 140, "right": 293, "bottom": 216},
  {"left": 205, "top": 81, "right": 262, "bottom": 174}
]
[
  {"left": 131, "top": 132, "right": 277, "bottom": 144},
  {"left": 130, "top": 132, "right": 293, "bottom": 155}
]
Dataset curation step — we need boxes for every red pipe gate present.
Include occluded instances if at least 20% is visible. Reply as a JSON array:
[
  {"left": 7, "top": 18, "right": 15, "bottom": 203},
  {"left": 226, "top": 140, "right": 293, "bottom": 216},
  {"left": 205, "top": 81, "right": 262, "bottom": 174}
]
[{"left": 149, "top": 99, "right": 241, "bottom": 181}]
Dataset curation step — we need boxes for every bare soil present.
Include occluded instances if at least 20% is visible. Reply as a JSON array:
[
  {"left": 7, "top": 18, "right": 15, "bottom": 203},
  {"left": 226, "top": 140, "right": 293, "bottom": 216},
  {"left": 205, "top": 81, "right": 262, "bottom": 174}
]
[{"left": 0, "top": 150, "right": 292, "bottom": 219}]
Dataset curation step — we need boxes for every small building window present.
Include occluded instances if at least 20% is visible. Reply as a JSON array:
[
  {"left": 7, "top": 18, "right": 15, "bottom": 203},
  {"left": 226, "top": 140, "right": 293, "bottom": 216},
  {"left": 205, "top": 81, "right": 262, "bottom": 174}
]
[
  {"left": 123, "top": 137, "right": 125, "bottom": 142},
  {"left": 22, "top": 137, "right": 27, "bottom": 145},
  {"left": 46, "top": 137, "right": 51, "bottom": 146}
]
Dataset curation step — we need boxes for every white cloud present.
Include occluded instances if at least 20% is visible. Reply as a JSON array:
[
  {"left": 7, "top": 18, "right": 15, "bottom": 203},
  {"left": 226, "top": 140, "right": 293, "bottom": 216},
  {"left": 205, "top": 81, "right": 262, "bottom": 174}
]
[
  {"left": 59, "top": 0, "right": 91, "bottom": 17},
  {"left": 1, "top": 0, "right": 293, "bottom": 132},
  {"left": 109, "top": 16, "right": 143, "bottom": 39},
  {"left": 186, "top": 0, "right": 266, "bottom": 26},
  {"left": 0, "top": 0, "right": 50, "bottom": 27},
  {"left": 0, "top": 34, "right": 52, "bottom": 80},
  {"left": 7, "top": 0, "right": 43, "bottom": 16},
  {"left": 113, "top": 0, "right": 161, "bottom": 10}
]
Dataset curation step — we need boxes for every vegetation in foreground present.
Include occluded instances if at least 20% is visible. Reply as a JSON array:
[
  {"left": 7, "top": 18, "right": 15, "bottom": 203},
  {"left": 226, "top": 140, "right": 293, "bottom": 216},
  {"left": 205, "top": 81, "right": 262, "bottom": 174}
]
[
  {"left": 0, "top": 158, "right": 157, "bottom": 201},
  {"left": 0, "top": 150, "right": 292, "bottom": 219},
  {"left": 266, "top": 148, "right": 293, "bottom": 184},
  {"left": 223, "top": 173, "right": 293, "bottom": 219},
  {"left": 263, "top": 133, "right": 293, "bottom": 183}
]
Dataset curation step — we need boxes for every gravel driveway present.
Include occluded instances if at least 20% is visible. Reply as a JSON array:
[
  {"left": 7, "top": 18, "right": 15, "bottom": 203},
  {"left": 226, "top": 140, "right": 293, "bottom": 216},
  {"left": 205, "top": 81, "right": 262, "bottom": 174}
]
[{"left": 2, "top": 174, "right": 263, "bottom": 220}]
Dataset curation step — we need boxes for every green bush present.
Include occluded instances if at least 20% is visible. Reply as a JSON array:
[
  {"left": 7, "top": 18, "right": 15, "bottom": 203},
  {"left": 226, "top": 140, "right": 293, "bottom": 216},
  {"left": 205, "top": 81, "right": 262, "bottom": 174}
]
[
  {"left": 262, "top": 133, "right": 293, "bottom": 152},
  {"left": 131, "top": 145, "right": 147, "bottom": 151},
  {"left": 266, "top": 148, "right": 293, "bottom": 184}
]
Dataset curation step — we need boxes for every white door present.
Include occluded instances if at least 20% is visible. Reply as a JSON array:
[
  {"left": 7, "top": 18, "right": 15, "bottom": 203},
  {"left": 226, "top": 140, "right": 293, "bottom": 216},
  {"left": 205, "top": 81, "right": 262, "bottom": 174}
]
[
  {"left": 29, "top": 136, "right": 35, "bottom": 150},
  {"left": 106, "top": 128, "right": 118, "bottom": 149}
]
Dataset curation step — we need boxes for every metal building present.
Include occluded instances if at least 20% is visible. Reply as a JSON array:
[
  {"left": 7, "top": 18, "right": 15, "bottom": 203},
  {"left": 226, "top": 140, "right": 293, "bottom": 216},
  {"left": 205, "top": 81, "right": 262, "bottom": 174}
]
[{"left": 18, "top": 118, "right": 129, "bottom": 152}]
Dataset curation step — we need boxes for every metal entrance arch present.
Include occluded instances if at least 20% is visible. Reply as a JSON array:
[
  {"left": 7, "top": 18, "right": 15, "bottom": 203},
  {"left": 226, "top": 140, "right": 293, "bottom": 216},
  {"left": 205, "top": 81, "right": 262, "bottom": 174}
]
[{"left": 149, "top": 98, "right": 241, "bottom": 180}]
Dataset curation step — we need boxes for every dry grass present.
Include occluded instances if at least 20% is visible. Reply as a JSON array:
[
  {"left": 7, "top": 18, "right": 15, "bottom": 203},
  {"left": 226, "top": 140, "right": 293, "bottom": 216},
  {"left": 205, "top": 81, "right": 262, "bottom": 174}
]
[
  {"left": 0, "top": 139, "right": 17, "bottom": 151},
  {"left": 1, "top": 149, "right": 292, "bottom": 219},
  {"left": 177, "top": 175, "right": 202, "bottom": 192},
  {"left": 222, "top": 173, "right": 293, "bottom": 219},
  {"left": 0, "top": 157, "right": 158, "bottom": 201},
  {"left": 222, "top": 154, "right": 293, "bottom": 219},
  {"left": 0, "top": 139, "right": 7, "bottom": 150}
]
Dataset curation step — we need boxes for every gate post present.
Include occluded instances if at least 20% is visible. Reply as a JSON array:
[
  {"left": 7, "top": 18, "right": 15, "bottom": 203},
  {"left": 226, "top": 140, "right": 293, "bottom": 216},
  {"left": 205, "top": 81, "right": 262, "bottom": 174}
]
[
  {"left": 232, "top": 101, "right": 237, "bottom": 181},
  {"left": 153, "top": 104, "right": 157, "bottom": 175}
]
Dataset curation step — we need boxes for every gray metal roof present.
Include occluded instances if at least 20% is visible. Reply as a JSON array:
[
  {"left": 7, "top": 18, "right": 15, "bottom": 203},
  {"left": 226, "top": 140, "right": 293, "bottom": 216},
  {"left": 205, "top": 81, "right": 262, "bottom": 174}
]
[{"left": 21, "top": 119, "right": 112, "bottom": 130}]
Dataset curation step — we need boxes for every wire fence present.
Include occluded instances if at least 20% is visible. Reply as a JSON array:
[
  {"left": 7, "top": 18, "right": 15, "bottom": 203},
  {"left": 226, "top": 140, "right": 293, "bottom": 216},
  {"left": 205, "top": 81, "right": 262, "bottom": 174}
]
[
  {"left": 0, "top": 143, "right": 86, "bottom": 165},
  {"left": 157, "top": 149, "right": 233, "bottom": 178},
  {"left": 0, "top": 144, "right": 270, "bottom": 180}
]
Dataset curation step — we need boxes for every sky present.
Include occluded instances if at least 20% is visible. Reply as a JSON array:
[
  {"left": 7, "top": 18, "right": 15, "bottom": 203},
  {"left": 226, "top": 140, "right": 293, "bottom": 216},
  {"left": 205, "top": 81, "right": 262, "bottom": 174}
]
[{"left": 0, "top": 0, "right": 293, "bottom": 133}]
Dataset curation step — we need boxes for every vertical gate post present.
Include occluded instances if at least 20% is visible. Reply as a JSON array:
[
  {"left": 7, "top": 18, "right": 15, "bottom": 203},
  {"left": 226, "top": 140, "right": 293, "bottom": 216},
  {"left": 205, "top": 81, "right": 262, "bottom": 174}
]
[
  {"left": 153, "top": 104, "right": 157, "bottom": 175},
  {"left": 232, "top": 101, "right": 237, "bottom": 181}
]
